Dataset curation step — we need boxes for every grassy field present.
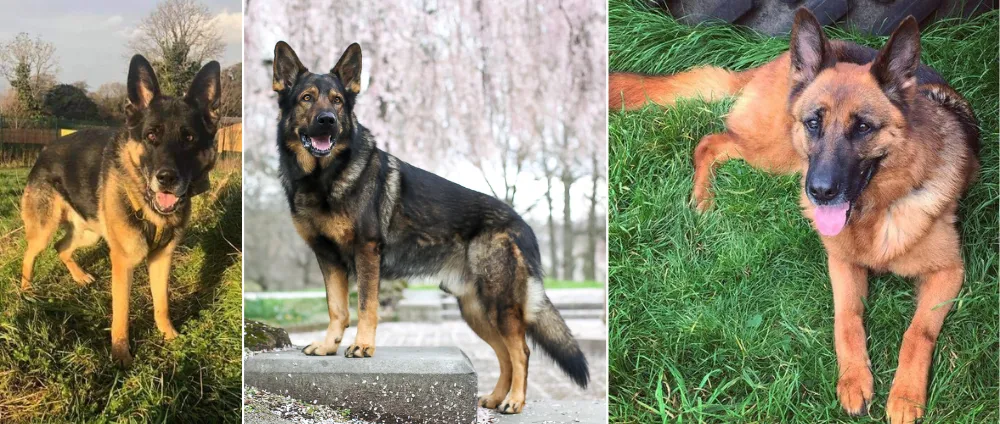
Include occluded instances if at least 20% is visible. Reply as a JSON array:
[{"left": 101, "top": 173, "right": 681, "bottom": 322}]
[
  {"left": 608, "top": 2, "right": 998, "bottom": 423},
  {"left": 0, "top": 167, "right": 243, "bottom": 422}
]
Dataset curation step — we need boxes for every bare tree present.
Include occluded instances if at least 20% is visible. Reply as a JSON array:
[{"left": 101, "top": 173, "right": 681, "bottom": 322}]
[
  {"left": 243, "top": 0, "right": 608, "bottom": 289},
  {"left": 583, "top": 145, "right": 602, "bottom": 281},
  {"left": 91, "top": 82, "right": 128, "bottom": 122},
  {"left": 220, "top": 63, "right": 242, "bottom": 117},
  {"left": 0, "top": 90, "right": 30, "bottom": 128},
  {"left": 0, "top": 33, "right": 58, "bottom": 109},
  {"left": 0, "top": 33, "right": 58, "bottom": 90},
  {"left": 128, "top": 0, "right": 224, "bottom": 64}
]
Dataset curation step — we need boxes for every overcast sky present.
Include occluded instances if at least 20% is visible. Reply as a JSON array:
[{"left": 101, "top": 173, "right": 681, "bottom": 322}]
[{"left": 0, "top": 0, "right": 241, "bottom": 91}]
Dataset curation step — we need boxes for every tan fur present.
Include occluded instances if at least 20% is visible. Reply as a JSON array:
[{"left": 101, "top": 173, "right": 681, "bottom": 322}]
[
  {"left": 346, "top": 241, "right": 380, "bottom": 358},
  {"left": 302, "top": 262, "right": 350, "bottom": 355},
  {"left": 612, "top": 31, "right": 978, "bottom": 424},
  {"left": 21, "top": 137, "right": 192, "bottom": 367}
]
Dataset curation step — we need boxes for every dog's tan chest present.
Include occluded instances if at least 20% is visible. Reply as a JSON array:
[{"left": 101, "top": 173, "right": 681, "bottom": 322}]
[{"left": 291, "top": 201, "right": 355, "bottom": 249}]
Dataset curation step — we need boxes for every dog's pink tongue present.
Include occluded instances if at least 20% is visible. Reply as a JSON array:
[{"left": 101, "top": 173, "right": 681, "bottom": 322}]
[
  {"left": 156, "top": 192, "right": 178, "bottom": 209},
  {"left": 310, "top": 135, "right": 332, "bottom": 150},
  {"left": 813, "top": 203, "right": 849, "bottom": 236}
]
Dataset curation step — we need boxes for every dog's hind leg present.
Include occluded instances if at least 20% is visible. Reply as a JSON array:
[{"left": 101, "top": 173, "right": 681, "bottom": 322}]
[
  {"left": 497, "top": 306, "right": 530, "bottom": 414},
  {"left": 20, "top": 187, "right": 63, "bottom": 291},
  {"left": 466, "top": 232, "right": 532, "bottom": 414},
  {"left": 54, "top": 214, "right": 100, "bottom": 285},
  {"left": 458, "top": 294, "right": 513, "bottom": 409}
]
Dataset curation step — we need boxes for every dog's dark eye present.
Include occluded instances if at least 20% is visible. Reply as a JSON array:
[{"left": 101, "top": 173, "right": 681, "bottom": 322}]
[
  {"left": 805, "top": 118, "right": 821, "bottom": 131},
  {"left": 146, "top": 131, "right": 156, "bottom": 142},
  {"left": 856, "top": 122, "right": 871, "bottom": 134},
  {"left": 186, "top": 135, "right": 194, "bottom": 142},
  {"left": 302, "top": 94, "right": 313, "bottom": 102},
  {"left": 333, "top": 97, "right": 342, "bottom": 104}
]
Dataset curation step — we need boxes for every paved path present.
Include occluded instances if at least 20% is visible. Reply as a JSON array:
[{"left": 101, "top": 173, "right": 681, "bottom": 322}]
[
  {"left": 289, "top": 319, "right": 607, "bottom": 401},
  {"left": 247, "top": 288, "right": 605, "bottom": 301}
]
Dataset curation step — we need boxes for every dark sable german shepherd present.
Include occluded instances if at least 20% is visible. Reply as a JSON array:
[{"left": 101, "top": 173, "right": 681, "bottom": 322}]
[
  {"left": 272, "top": 41, "right": 589, "bottom": 414},
  {"left": 610, "top": 9, "right": 978, "bottom": 424},
  {"left": 20, "top": 55, "right": 220, "bottom": 366}
]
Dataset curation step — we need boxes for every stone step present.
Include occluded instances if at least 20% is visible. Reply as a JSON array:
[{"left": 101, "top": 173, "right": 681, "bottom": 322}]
[
  {"left": 244, "top": 347, "right": 478, "bottom": 424},
  {"left": 396, "top": 289, "right": 444, "bottom": 323}
]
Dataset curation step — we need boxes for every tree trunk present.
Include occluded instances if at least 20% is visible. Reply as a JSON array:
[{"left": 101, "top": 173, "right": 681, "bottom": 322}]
[
  {"left": 561, "top": 170, "right": 574, "bottom": 281},
  {"left": 545, "top": 175, "right": 559, "bottom": 278},
  {"left": 584, "top": 149, "right": 598, "bottom": 281}
]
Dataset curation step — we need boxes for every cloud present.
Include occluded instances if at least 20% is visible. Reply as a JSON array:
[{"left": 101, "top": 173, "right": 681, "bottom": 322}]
[
  {"left": 211, "top": 9, "right": 242, "bottom": 45},
  {"left": 104, "top": 15, "right": 124, "bottom": 27}
]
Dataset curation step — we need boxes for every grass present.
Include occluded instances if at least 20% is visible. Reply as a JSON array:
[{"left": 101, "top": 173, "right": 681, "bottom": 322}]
[
  {"left": 0, "top": 167, "right": 243, "bottom": 422},
  {"left": 608, "top": 2, "right": 998, "bottom": 423},
  {"left": 245, "top": 296, "right": 357, "bottom": 328}
]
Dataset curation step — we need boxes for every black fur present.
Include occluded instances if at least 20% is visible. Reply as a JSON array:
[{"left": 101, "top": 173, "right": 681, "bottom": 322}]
[{"left": 273, "top": 41, "right": 588, "bottom": 390}]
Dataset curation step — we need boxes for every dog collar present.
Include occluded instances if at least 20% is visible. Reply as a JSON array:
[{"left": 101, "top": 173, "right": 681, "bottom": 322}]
[{"left": 123, "top": 186, "right": 165, "bottom": 247}]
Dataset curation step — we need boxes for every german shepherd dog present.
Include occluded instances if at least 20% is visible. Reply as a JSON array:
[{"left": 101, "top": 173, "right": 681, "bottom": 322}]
[
  {"left": 610, "top": 9, "right": 979, "bottom": 424},
  {"left": 271, "top": 41, "right": 589, "bottom": 414},
  {"left": 20, "top": 55, "right": 221, "bottom": 367}
]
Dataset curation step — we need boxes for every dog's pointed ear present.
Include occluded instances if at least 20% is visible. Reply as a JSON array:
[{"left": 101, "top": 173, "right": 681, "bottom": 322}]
[
  {"left": 870, "top": 16, "right": 921, "bottom": 107},
  {"left": 789, "top": 8, "right": 835, "bottom": 90},
  {"left": 273, "top": 41, "right": 307, "bottom": 94},
  {"left": 331, "top": 43, "right": 362, "bottom": 95},
  {"left": 127, "top": 55, "right": 160, "bottom": 110},
  {"left": 185, "top": 61, "right": 222, "bottom": 128}
]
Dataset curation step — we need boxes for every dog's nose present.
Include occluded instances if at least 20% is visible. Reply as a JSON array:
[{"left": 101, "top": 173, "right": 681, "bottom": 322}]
[
  {"left": 316, "top": 112, "right": 336, "bottom": 126},
  {"left": 156, "top": 169, "right": 179, "bottom": 187},
  {"left": 808, "top": 178, "right": 840, "bottom": 202}
]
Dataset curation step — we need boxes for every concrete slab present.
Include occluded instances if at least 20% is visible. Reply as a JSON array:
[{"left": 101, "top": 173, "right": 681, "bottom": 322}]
[
  {"left": 397, "top": 289, "right": 443, "bottom": 322},
  {"left": 245, "top": 347, "right": 478, "bottom": 423}
]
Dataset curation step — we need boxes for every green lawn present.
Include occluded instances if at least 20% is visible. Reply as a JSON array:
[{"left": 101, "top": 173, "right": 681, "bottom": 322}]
[
  {"left": 0, "top": 167, "right": 243, "bottom": 422},
  {"left": 608, "top": 2, "right": 998, "bottom": 423}
]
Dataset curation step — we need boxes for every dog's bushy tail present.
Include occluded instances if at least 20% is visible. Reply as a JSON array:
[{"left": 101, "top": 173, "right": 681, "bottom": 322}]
[
  {"left": 508, "top": 220, "right": 589, "bottom": 388},
  {"left": 524, "top": 278, "right": 590, "bottom": 388},
  {"left": 609, "top": 66, "right": 747, "bottom": 111}
]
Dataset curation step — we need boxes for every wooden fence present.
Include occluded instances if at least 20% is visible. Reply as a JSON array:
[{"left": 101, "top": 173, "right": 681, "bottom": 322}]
[{"left": 0, "top": 118, "right": 243, "bottom": 167}]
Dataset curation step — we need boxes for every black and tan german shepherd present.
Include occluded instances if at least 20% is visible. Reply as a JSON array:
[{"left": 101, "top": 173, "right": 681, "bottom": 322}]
[
  {"left": 271, "top": 41, "right": 589, "bottom": 414},
  {"left": 20, "top": 55, "right": 220, "bottom": 366},
  {"left": 610, "top": 9, "right": 979, "bottom": 424}
]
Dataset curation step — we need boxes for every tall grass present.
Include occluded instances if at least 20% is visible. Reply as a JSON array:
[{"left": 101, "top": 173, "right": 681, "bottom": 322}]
[{"left": 0, "top": 169, "right": 243, "bottom": 422}]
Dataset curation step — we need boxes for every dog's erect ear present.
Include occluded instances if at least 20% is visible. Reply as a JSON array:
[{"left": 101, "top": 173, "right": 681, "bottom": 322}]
[
  {"left": 331, "top": 43, "right": 362, "bottom": 95},
  {"left": 870, "top": 16, "right": 921, "bottom": 107},
  {"left": 127, "top": 55, "right": 160, "bottom": 110},
  {"left": 273, "top": 41, "right": 307, "bottom": 93},
  {"left": 789, "top": 8, "right": 835, "bottom": 91},
  {"left": 185, "top": 61, "right": 222, "bottom": 128}
]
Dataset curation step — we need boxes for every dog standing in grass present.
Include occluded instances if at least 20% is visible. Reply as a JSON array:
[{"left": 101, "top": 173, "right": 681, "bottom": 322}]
[
  {"left": 271, "top": 41, "right": 589, "bottom": 414},
  {"left": 610, "top": 9, "right": 979, "bottom": 424},
  {"left": 20, "top": 55, "right": 221, "bottom": 366}
]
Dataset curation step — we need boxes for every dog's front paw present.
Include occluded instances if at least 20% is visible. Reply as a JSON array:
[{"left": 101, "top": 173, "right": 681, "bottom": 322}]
[
  {"left": 72, "top": 271, "right": 95, "bottom": 285},
  {"left": 161, "top": 327, "right": 180, "bottom": 341},
  {"left": 303, "top": 340, "right": 341, "bottom": 356},
  {"left": 690, "top": 190, "right": 714, "bottom": 213},
  {"left": 886, "top": 380, "right": 925, "bottom": 424},
  {"left": 112, "top": 343, "right": 133, "bottom": 368},
  {"left": 497, "top": 394, "right": 524, "bottom": 414},
  {"left": 478, "top": 394, "right": 503, "bottom": 409},
  {"left": 836, "top": 366, "right": 874, "bottom": 416},
  {"left": 344, "top": 343, "right": 375, "bottom": 358}
]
